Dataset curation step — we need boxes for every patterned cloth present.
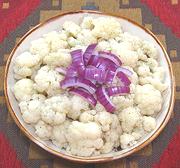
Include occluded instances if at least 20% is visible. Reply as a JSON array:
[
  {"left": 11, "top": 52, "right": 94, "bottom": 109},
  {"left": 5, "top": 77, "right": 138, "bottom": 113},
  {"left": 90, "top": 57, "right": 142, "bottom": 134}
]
[{"left": 0, "top": 0, "right": 180, "bottom": 168}]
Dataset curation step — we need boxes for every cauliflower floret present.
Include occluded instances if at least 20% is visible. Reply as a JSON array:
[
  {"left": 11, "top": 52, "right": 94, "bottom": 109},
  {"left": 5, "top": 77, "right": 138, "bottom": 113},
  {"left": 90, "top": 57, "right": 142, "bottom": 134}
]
[
  {"left": 13, "top": 52, "right": 41, "bottom": 79},
  {"left": 112, "top": 94, "right": 134, "bottom": 112},
  {"left": 92, "top": 17, "right": 122, "bottom": 39},
  {"left": 97, "top": 40, "right": 111, "bottom": 51},
  {"left": 41, "top": 95, "right": 71, "bottom": 125},
  {"left": 19, "top": 94, "right": 45, "bottom": 124},
  {"left": 119, "top": 32, "right": 143, "bottom": 51},
  {"left": 95, "top": 102, "right": 106, "bottom": 112},
  {"left": 152, "top": 67, "right": 165, "bottom": 81},
  {"left": 135, "top": 84, "right": 162, "bottom": 115},
  {"left": 146, "top": 58, "right": 158, "bottom": 71},
  {"left": 81, "top": 16, "right": 94, "bottom": 29},
  {"left": 119, "top": 107, "right": 142, "bottom": 133},
  {"left": 100, "top": 114, "right": 122, "bottom": 153},
  {"left": 30, "top": 38, "right": 49, "bottom": 59},
  {"left": 77, "top": 29, "right": 97, "bottom": 46},
  {"left": 43, "top": 49, "right": 71, "bottom": 67},
  {"left": 58, "top": 30, "right": 68, "bottom": 41},
  {"left": 34, "top": 66, "right": 64, "bottom": 96},
  {"left": 14, "top": 78, "right": 37, "bottom": 101},
  {"left": 66, "top": 121, "right": 103, "bottom": 156},
  {"left": 67, "top": 37, "right": 82, "bottom": 47},
  {"left": 51, "top": 120, "right": 71, "bottom": 148},
  {"left": 142, "top": 41, "right": 157, "bottom": 58},
  {"left": 94, "top": 111, "right": 113, "bottom": 132},
  {"left": 122, "top": 66, "right": 138, "bottom": 84},
  {"left": 137, "top": 64, "right": 151, "bottom": 77},
  {"left": 43, "top": 31, "right": 68, "bottom": 52},
  {"left": 120, "top": 133, "right": 137, "bottom": 149},
  {"left": 35, "top": 120, "right": 52, "bottom": 140},
  {"left": 132, "top": 126, "right": 145, "bottom": 140},
  {"left": 79, "top": 110, "right": 96, "bottom": 123},
  {"left": 111, "top": 41, "right": 138, "bottom": 67},
  {"left": 142, "top": 116, "right": 156, "bottom": 132},
  {"left": 63, "top": 21, "right": 81, "bottom": 37},
  {"left": 67, "top": 95, "right": 89, "bottom": 120}
]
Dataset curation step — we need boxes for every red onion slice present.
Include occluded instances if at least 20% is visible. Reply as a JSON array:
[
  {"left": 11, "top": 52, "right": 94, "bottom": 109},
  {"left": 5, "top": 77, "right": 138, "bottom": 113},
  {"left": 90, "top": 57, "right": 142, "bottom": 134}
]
[
  {"left": 83, "top": 43, "right": 97, "bottom": 65},
  {"left": 117, "top": 67, "right": 133, "bottom": 77},
  {"left": 66, "top": 65, "right": 78, "bottom": 77},
  {"left": 69, "top": 88, "right": 97, "bottom": 106},
  {"left": 55, "top": 67, "right": 66, "bottom": 75},
  {"left": 117, "top": 72, "right": 131, "bottom": 86},
  {"left": 70, "top": 49, "right": 85, "bottom": 75},
  {"left": 98, "top": 51, "right": 122, "bottom": 66},
  {"left": 84, "top": 67, "right": 107, "bottom": 84},
  {"left": 60, "top": 77, "right": 96, "bottom": 94},
  {"left": 96, "top": 86, "right": 116, "bottom": 113},
  {"left": 106, "top": 86, "right": 130, "bottom": 96}
]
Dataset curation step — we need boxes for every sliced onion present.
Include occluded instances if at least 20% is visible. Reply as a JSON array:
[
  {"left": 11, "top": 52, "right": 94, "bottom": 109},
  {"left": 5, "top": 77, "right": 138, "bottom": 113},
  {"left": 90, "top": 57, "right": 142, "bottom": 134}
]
[
  {"left": 83, "top": 43, "right": 97, "bottom": 65},
  {"left": 117, "top": 67, "right": 133, "bottom": 77},
  {"left": 106, "top": 86, "right": 130, "bottom": 96},
  {"left": 55, "top": 67, "right": 66, "bottom": 75},
  {"left": 117, "top": 72, "right": 131, "bottom": 86},
  {"left": 66, "top": 65, "right": 78, "bottom": 77},
  {"left": 84, "top": 67, "right": 107, "bottom": 84},
  {"left": 96, "top": 86, "right": 116, "bottom": 113},
  {"left": 69, "top": 88, "right": 97, "bottom": 106},
  {"left": 60, "top": 77, "right": 96, "bottom": 94},
  {"left": 98, "top": 51, "right": 122, "bottom": 66},
  {"left": 70, "top": 49, "right": 85, "bottom": 75}
]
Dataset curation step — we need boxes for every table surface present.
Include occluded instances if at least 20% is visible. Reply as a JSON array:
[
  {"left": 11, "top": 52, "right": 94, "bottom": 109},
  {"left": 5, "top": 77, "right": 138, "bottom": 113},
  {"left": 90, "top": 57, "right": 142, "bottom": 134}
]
[{"left": 0, "top": 0, "right": 180, "bottom": 168}]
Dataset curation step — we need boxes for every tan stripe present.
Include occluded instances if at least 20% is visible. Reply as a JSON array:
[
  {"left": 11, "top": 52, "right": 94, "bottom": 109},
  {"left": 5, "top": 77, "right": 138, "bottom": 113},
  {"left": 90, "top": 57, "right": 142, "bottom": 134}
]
[
  {"left": 117, "top": 8, "right": 142, "bottom": 25},
  {"left": 134, "top": 144, "right": 152, "bottom": 156},
  {"left": 172, "top": 62, "right": 180, "bottom": 86},
  {"left": 129, "top": 160, "right": 138, "bottom": 168},
  {"left": 156, "top": 34, "right": 167, "bottom": 49},
  {"left": 62, "top": 0, "right": 85, "bottom": 10},
  {"left": 171, "top": 0, "right": 178, "bottom": 5},
  {"left": 0, "top": 66, "right": 5, "bottom": 91},
  {"left": 95, "top": 159, "right": 126, "bottom": 168}
]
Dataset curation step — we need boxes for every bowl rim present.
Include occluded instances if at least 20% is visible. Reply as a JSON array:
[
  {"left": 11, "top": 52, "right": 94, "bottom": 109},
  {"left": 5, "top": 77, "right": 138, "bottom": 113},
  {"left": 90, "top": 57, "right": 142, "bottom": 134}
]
[{"left": 4, "top": 10, "right": 176, "bottom": 163}]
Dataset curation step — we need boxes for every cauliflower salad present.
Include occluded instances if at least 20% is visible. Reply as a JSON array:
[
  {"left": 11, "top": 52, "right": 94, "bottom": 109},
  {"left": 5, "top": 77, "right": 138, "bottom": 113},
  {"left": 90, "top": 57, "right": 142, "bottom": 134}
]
[{"left": 13, "top": 16, "right": 167, "bottom": 157}]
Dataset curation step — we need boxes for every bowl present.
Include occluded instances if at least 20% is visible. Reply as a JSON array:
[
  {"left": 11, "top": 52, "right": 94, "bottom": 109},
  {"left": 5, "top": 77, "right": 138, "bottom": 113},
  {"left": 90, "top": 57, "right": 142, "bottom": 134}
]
[{"left": 4, "top": 10, "right": 175, "bottom": 163}]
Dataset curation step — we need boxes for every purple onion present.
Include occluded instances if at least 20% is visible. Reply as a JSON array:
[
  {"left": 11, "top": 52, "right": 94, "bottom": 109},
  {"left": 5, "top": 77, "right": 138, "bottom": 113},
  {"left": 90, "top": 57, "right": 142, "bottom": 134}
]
[
  {"left": 96, "top": 86, "right": 116, "bottom": 113},
  {"left": 69, "top": 88, "right": 97, "bottom": 106},
  {"left": 98, "top": 51, "right": 122, "bottom": 66},
  {"left": 55, "top": 67, "right": 66, "bottom": 75},
  {"left": 116, "top": 72, "right": 131, "bottom": 86},
  {"left": 106, "top": 86, "right": 130, "bottom": 96},
  {"left": 60, "top": 77, "right": 97, "bottom": 94}
]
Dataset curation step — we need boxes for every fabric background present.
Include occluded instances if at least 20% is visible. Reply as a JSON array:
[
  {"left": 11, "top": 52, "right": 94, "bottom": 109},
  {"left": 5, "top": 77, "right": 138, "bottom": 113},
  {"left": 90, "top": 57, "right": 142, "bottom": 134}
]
[{"left": 0, "top": 0, "right": 180, "bottom": 168}]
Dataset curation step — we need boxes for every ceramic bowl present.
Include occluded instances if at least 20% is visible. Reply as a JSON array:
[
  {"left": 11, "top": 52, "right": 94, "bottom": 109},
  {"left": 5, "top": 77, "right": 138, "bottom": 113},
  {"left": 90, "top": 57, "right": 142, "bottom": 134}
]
[{"left": 4, "top": 10, "right": 175, "bottom": 163}]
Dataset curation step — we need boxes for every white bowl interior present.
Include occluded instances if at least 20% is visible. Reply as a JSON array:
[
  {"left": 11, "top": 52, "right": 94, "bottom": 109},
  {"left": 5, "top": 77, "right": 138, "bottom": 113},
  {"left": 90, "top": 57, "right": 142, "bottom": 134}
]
[{"left": 6, "top": 12, "right": 172, "bottom": 159}]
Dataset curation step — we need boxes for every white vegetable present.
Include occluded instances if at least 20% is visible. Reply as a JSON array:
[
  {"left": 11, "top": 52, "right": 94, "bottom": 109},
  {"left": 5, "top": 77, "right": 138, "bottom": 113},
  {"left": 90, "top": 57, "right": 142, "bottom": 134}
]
[
  {"left": 119, "top": 107, "right": 142, "bottom": 133},
  {"left": 94, "top": 111, "right": 113, "bottom": 132},
  {"left": 67, "top": 95, "right": 89, "bottom": 120},
  {"left": 51, "top": 120, "right": 71, "bottom": 148},
  {"left": 13, "top": 52, "right": 41, "bottom": 79},
  {"left": 43, "top": 31, "right": 68, "bottom": 52},
  {"left": 34, "top": 66, "right": 64, "bottom": 96},
  {"left": 135, "top": 84, "right": 162, "bottom": 115},
  {"left": 35, "top": 120, "right": 52, "bottom": 140},
  {"left": 112, "top": 94, "right": 134, "bottom": 111},
  {"left": 41, "top": 95, "right": 71, "bottom": 125},
  {"left": 19, "top": 94, "right": 45, "bottom": 124},
  {"left": 79, "top": 110, "right": 96, "bottom": 123},
  {"left": 92, "top": 17, "right": 122, "bottom": 39},
  {"left": 141, "top": 41, "right": 157, "bottom": 58},
  {"left": 30, "top": 38, "right": 49, "bottom": 59},
  {"left": 63, "top": 21, "right": 81, "bottom": 37},
  {"left": 142, "top": 116, "right": 156, "bottom": 132},
  {"left": 77, "top": 29, "right": 97, "bottom": 46},
  {"left": 66, "top": 121, "right": 103, "bottom": 156},
  {"left": 120, "top": 133, "right": 137, "bottom": 149},
  {"left": 14, "top": 78, "right": 37, "bottom": 101},
  {"left": 81, "top": 16, "right": 94, "bottom": 29},
  {"left": 43, "top": 49, "right": 71, "bottom": 67}
]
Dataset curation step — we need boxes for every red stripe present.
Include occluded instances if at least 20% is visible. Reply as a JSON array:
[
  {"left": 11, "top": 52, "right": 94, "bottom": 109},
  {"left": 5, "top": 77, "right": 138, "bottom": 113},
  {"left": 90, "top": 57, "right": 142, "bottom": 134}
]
[
  {"left": 141, "top": 0, "right": 180, "bottom": 38},
  {"left": 0, "top": 133, "right": 25, "bottom": 168},
  {"left": 0, "top": 0, "right": 41, "bottom": 43},
  {"left": 153, "top": 126, "right": 180, "bottom": 168}
]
